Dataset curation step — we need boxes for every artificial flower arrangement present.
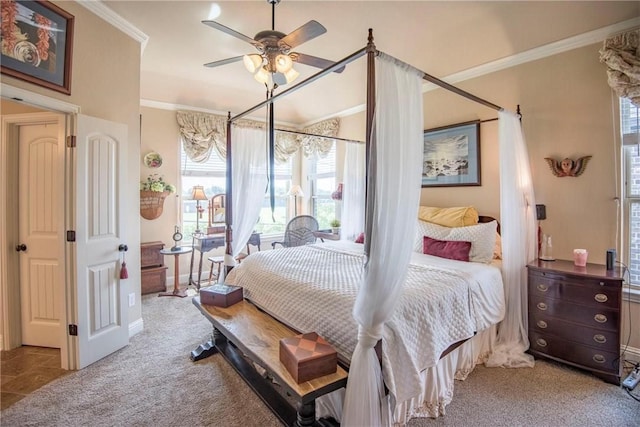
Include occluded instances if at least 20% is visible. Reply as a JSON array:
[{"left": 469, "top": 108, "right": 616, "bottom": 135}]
[{"left": 140, "top": 174, "right": 176, "bottom": 193}]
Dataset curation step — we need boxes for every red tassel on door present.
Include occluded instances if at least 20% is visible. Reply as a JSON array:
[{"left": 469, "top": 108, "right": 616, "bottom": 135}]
[{"left": 120, "top": 261, "right": 128, "bottom": 279}]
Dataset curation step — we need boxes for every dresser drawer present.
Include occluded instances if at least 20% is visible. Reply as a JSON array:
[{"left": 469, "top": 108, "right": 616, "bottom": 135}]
[
  {"left": 529, "top": 331, "right": 620, "bottom": 375},
  {"left": 529, "top": 312, "right": 619, "bottom": 352},
  {"left": 528, "top": 293, "right": 619, "bottom": 332},
  {"left": 528, "top": 272, "right": 620, "bottom": 309}
]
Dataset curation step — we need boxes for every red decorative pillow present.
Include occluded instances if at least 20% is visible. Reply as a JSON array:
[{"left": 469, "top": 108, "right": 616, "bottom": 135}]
[
  {"left": 423, "top": 236, "right": 471, "bottom": 261},
  {"left": 355, "top": 232, "right": 365, "bottom": 244}
]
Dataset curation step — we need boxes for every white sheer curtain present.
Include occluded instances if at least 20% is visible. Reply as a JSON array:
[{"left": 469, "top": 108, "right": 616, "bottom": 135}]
[
  {"left": 341, "top": 142, "right": 366, "bottom": 241},
  {"left": 342, "top": 54, "right": 424, "bottom": 427},
  {"left": 230, "top": 126, "right": 268, "bottom": 259},
  {"left": 485, "top": 110, "right": 536, "bottom": 368}
]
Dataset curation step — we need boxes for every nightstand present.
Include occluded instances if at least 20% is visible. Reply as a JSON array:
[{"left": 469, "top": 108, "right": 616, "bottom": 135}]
[{"left": 527, "top": 259, "right": 624, "bottom": 385}]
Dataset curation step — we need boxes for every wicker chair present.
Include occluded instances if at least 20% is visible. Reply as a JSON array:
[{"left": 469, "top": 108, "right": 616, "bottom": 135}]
[{"left": 272, "top": 215, "right": 319, "bottom": 249}]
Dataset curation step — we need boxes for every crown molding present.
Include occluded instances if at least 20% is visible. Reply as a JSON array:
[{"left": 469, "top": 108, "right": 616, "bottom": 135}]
[{"left": 77, "top": 1, "right": 149, "bottom": 53}]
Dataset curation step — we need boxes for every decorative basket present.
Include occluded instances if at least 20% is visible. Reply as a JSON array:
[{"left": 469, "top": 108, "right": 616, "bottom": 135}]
[{"left": 140, "top": 190, "right": 170, "bottom": 220}]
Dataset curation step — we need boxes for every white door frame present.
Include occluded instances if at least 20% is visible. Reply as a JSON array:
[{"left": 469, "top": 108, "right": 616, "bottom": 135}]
[{"left": 1, "top": 83, "right": 80, "bottom": 369}]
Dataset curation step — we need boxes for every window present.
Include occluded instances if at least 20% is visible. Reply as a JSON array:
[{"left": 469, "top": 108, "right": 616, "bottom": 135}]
[
  {"left": 308, "top": 142, "right": 337, "bottom": 229},
  {"left": 180, "top": 146, "right": 226, "bottom": 241},
  {"left": 622, "top": 97, "right": 640, "bottom": 293},
  {"left": 253, "top": 157, "right": 292, "bottom": 236}
]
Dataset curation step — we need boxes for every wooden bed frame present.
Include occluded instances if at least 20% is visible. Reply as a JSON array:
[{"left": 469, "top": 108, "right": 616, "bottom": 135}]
[{"left": 190, "top": 28, "right": 506, "bottom": 426}]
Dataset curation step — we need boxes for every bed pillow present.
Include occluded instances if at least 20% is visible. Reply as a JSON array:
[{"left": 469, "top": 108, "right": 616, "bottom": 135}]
[
  {"left": 417, "top": 206, "right": 479, "bottom": 227},
  {"left": 423, "top": 236, "right": 471, "bottom": 261},
  {"left": 413, "top": 219, "right": 497, "bottom": 263},
  {"left": 494, "top": 232, "right": 502, "bottom": 259}
]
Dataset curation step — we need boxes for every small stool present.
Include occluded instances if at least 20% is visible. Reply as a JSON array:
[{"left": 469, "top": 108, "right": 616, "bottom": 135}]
[{"left": 207, "top": 256, "right": 224, "bottom": 285}]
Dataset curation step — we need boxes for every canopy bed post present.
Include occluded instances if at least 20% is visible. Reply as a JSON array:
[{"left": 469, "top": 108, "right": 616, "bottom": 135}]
[
  {"left": 225, "top": 111, "right": 234, "bottom": 273},
  {"left": 363, "top": 28, "right": 376, "bottom": 256}
]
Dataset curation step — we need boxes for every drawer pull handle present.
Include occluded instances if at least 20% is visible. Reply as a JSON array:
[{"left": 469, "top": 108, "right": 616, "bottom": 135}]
[
  {"left": 536, "top": 338, "right": 547, "bottom": 347},
  {"left": 537, "top": 283, "right": 549, "bottom": 292},
  {"left": 536, "top": 302, "right": 547, "bottom": 311},
  {"left": 593, "top": 354, "right": 606, "bottom": 364},
  {"left": 537, "top": 320, "right": 548, "bottom": 329},
  {"left": 594, "top": 314, "right": 608, "bottom": 323},
  {"left": 594, "top": 294, "right": 608, "bottom": 303},
  {"left": 593, "top": 334, "right": 607, "bottom": 344},
  {"left": 599, "top": 281, "right": 605, "bottom": 286}
]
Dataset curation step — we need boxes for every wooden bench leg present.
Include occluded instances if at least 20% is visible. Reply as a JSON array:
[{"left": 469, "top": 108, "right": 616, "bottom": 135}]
[
  {"left": 190, "top": 327, "right": 222, "bottom": 362},
  {"left": 296, "top": 401, "right": 316, "bottom": 427}
]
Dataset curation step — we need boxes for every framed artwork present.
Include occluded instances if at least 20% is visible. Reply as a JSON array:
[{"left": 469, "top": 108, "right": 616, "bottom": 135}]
[
  {"left": 421, "top": 120, "right": 481, "bottom": 187},
  {"left": 1, "top": 0, "right": 74, "bottom": 94}
]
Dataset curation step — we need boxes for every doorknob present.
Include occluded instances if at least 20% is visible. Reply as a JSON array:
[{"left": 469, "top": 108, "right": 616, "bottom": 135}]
[
  {"left": 118, "top": 244, "right": 128, "bottom": 252},
  {"left": 15, "top": 244, "right": 27, "bottom": 252}
]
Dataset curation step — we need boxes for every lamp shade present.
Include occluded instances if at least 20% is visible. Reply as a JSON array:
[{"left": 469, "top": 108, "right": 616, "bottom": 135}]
[
  {"left": 275, "top": 54, "right": 293, "bottom": 73},
  {"left": 284, "top": 68, "right": 300, "bottom": 84},
  {"left": 288, "top": 184, "right": 304, "bottom": 197},
  {"left": 191, "top": 185, "right": 208, "bottom": 201},
  {"left": 243, "top": 54, "right": 263, "bottom": 73},
  {"left": 254, "top": 67, "right": 271, "bottom": 85}
]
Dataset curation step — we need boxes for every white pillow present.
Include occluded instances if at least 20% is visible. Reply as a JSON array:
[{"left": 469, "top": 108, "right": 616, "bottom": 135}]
[{"left": 413, "top": 220, "right": 497, "bottom": 263}]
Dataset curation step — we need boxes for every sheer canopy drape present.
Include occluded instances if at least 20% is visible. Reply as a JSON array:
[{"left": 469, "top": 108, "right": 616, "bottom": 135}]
[
  {"left": 341, "top": 53, "right": 424, "bottom": 427},
  {"left": 341, "top": 142, "right": 366, "bottom": 241},
  {"left": 229, "top": 126, "right": 268, "bottom": 260},
  {"left": 485, "top": 110, "right": 536, "bottom": 368}
]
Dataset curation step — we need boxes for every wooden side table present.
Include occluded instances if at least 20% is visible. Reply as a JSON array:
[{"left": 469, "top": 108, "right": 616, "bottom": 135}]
[{"left": 159, "top": 247, "right": 193, "bottom": 298}]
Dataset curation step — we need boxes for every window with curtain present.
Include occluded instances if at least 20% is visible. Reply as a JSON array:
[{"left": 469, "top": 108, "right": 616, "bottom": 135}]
[
  {"left": 180, "top": 143, "right": 226, "bottom": 241},
  {"left": 308, "top": 142, "right": 336, "bottom": 229},
  {"left": 622, "top": 97, "right": 640, "bottom": 293},
  {"left": 253, "top": 157, "right": 292, "bottom": 236}
]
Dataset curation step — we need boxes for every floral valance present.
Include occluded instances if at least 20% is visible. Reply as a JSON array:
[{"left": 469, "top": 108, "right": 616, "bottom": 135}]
[
  {"left": 176, "top": 110, "right": 340, "bottom": 163},
  {"left": 599, "top": 29, "right": 640, "bottom": 107}
]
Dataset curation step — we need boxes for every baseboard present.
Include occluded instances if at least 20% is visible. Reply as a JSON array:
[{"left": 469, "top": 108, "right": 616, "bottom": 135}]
[
  {"left": 129, "top": 317, "right": 144, "bottom": 338},
  {"left": 622, "top": 344, "right": 640, "bottom": 365}
]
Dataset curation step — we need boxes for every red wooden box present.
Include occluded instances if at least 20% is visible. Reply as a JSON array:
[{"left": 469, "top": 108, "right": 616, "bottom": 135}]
[
  {"left": 200, "top": 284, "right": 243, "bottom": 307},
  {"left": 279, "top": 332, "right": 337, "bottom": 383}
]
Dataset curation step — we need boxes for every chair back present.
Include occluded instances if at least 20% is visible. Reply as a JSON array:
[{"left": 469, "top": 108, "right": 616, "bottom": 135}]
[{"left": 284, "top": 215, "right": 319, "bottom": 247}]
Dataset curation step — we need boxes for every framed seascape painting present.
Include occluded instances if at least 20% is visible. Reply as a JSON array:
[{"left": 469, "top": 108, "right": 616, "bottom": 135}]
[
  {"left": 421, "top": 120, "right": 481, "bottom": 187},
  {"left": 1, "top": 0, "right": 74, "bottom": 94}
]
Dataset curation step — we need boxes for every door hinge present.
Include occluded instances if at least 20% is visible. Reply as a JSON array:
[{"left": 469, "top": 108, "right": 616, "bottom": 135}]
[
  {"left": 68, "top": 324, "right": 78, "bottom": 336},
  {"left": 66, "top": 135, "right": 76, "bottom": 148},
  {"left": 66, "top": 230, "right": 76, "bottom": 242}
]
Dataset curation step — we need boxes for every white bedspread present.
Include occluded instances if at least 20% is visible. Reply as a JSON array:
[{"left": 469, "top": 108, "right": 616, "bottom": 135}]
[{"left": 225, "top": 241, "right": 505, "bottom": 405}]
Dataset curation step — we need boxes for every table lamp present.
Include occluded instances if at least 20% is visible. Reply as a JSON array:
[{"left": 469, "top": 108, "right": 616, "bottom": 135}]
[
  {"left": 288, "top": 185, "right": 304, "bottom": 216},
  {"left": 191, "top": 185, "right": 208, "bottom": 234}
]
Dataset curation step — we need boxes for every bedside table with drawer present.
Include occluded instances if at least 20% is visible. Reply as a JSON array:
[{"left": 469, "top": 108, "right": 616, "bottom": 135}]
[{"left": 527, "top": 259, "right": 624, "bottom": 385}]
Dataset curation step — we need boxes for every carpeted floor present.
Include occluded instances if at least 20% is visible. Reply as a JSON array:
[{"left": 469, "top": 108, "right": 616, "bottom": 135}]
[{"left": 1, "top": 294, "right": 638, "bottom": 427}]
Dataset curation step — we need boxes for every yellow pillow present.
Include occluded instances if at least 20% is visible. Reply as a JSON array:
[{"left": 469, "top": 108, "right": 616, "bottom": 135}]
[{"left": 417, "top": 206, "right": 479, "bottom": 227}]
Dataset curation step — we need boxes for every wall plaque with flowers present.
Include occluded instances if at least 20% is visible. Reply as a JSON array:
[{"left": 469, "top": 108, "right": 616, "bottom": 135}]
[
  {"left": 1, "top": 0, "right": 74, "bottom": 94},
  {"left": 140, "top": 175, "right": 176, "bottom": 220}
]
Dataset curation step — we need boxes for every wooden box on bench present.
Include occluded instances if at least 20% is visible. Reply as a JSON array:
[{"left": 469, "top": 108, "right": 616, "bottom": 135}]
[
  {"left": 200, "top": 284, "right": 243, "bottom": 307},
  {"left": 279, "top": 332, "right": 338, "bottom": 383}
]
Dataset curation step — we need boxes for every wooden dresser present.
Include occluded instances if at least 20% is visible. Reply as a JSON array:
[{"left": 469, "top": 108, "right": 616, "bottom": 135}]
[
  {"left": 527, "top": 259, "right": 624, "bottom": 385},
  {"left": 141, "top": 241, "right": 168, "bottom": 295}
]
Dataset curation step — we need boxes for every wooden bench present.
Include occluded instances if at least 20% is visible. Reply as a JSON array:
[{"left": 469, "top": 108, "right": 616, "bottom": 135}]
[{"left": 192, "top": 298, "right": 348, "bottom": 427}]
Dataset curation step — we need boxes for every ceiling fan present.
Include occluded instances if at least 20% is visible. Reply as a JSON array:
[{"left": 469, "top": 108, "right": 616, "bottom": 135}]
[{"left": 202, "top": 0, "right": 343, "bottom": 87}]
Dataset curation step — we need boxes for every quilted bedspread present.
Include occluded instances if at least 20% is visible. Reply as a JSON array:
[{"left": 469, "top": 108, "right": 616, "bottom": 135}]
[{"left": 225, "top": 241, "right": 504, "bottom": 403}]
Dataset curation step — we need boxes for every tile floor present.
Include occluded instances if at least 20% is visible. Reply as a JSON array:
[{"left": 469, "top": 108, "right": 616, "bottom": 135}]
[{"left": 1, "top": 346, "right": 68, "bottom": 410}]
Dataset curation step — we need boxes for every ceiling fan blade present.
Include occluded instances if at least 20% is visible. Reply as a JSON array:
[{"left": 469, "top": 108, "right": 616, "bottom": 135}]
[
  {"left": 204, "top": 56, "right": 244, "bottom": 68},
  {"left": 202, "top": 20, "right": 263, "bottom": 49},
  {"left": 280, "top": 20, "right": 326, "bottom": 49},
  {"left": 290, "top": 52, "right": 345, "bottom": 73}
]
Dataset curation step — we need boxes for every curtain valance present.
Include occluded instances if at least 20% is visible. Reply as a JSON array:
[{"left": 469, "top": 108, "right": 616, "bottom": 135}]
[
  {"left": 599, "top": 29, "right": 640, "bottom": 107},
  {"left": 176, "top": 110, "right": 340, "bottom": 163}
]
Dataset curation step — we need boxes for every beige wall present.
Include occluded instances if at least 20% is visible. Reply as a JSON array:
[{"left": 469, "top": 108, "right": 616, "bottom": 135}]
[{"left": 1, "top": 1, "right": 142, "bottom": 334}]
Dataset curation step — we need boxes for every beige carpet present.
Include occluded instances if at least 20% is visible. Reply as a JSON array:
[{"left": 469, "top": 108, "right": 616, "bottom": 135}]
[{"left": 1, "top": 294, "right": 638, "bottom": 427}]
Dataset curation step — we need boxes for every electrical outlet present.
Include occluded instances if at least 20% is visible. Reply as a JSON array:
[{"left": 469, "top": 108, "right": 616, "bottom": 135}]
[{"left": 128, "top": 293, "right": 135, "bottom": 307}]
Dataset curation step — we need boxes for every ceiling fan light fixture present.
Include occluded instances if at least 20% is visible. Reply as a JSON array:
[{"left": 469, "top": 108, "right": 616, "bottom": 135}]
[
  {"left": 254, "top": 67, "right": 271, "bottom": 85},
  {"left": 275, "top": 53, "right": 293, "bottom": 73},
  {"left": 243, "top": 54, "right": 263, "bottom": 73},
  {"left": 284, "top": 67, "right": 299, "bottom": 84}
]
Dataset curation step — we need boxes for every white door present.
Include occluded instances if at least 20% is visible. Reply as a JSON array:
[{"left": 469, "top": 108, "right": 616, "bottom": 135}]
[
  {"left": 18, "top": 118, "right": 66, "bottom": 348},
  {"left": 72, "top": 114, "right": 128, "bottom": 369}
]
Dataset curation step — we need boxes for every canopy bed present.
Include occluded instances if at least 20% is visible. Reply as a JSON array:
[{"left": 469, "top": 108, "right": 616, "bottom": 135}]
[{"left": 193, "top": 29, "right": 537, "bottom": 426}]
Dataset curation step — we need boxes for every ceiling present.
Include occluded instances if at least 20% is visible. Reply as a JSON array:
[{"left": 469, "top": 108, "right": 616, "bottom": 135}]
[{"left": 101, "top": 1, "right": 639, "bottom": 125}]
